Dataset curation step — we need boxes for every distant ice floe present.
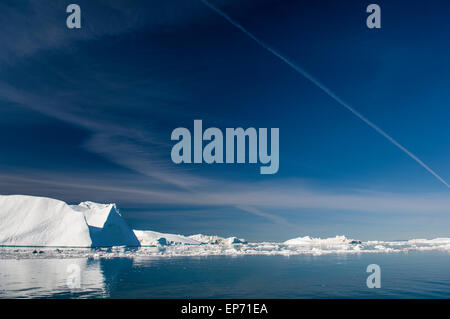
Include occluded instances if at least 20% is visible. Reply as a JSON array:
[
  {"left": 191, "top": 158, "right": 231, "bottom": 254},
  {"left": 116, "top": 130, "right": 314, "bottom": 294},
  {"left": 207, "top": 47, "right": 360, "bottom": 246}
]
[
  {"left": 1, "top": 195, "right": 450, "bottom": 259},
  {"left": 189, "top": 234, "right": 247, "bottom": 245},
  {"left": 133, "top": 230, "right": 200, "bottom": 246}
]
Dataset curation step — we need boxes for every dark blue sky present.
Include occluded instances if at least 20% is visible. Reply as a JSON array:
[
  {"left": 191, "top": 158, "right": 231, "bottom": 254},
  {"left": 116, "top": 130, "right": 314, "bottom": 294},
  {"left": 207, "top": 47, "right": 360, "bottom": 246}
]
[{"left": 1, "top": 0, "right": 449, "bottom": 241}]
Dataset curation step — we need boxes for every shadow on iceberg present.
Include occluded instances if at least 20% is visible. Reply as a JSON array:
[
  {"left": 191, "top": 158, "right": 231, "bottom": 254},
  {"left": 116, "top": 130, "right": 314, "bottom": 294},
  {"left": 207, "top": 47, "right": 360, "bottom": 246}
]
[{"left": 77, "top": 201, "right": 140, "bottom": 247}]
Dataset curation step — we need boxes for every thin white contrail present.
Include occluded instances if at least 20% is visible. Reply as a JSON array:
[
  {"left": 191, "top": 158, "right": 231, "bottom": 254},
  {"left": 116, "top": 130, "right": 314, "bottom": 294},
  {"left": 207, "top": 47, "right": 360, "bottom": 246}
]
[{"left": 201, "top": 0, "right": 450, "bottom": 189}]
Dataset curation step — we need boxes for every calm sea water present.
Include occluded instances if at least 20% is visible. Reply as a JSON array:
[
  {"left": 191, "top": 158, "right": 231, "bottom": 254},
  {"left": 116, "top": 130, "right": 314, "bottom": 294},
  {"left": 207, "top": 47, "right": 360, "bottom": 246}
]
[{"left": 1, "top": 251, "right": 450, "bottom": 298}]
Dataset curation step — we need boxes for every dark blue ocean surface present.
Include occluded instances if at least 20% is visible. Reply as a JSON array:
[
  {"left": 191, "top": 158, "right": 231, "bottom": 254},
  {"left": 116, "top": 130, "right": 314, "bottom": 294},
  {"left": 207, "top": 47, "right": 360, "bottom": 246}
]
[{"left": 1, "top": 251, "right": 450, "bottom": 298}]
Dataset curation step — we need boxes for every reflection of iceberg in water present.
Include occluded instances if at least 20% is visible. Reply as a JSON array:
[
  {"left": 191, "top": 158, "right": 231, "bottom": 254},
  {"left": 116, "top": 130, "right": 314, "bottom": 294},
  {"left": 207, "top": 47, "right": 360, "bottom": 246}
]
[{"left": 0, "top": 258, "right": 127, "bottom": 298}]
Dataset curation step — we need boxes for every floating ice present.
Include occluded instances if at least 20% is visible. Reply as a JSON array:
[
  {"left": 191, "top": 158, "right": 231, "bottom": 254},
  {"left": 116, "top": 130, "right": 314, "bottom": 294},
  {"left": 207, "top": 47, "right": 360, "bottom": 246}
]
[
  {"left": 133, "top": 230, "right": 201, "bottom": 246},
  {"left": 189, "top": 234, "right": 247, "bottom": 245}
]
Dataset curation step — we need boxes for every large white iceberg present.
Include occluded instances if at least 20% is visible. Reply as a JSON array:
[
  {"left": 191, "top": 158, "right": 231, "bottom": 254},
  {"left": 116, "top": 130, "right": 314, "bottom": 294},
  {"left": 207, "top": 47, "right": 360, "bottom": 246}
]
[{"left": 0, "top": 195, "right": 139, "bottom": 247}]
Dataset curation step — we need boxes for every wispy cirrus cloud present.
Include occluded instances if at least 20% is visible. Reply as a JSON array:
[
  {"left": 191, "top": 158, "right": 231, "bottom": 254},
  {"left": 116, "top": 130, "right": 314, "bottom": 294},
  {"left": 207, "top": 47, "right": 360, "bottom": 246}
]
[
  {"left": 0, "top": 1, "right": 212, "bottom": 66},
  {"left": 0, "top": 0, "right": 216, "bottom": 190},
  {"left": 1, "top": 173, "right": 449, "bottom": 216},
  {"left": 0, "top": 82, "right": 208, "bottom": 189}
]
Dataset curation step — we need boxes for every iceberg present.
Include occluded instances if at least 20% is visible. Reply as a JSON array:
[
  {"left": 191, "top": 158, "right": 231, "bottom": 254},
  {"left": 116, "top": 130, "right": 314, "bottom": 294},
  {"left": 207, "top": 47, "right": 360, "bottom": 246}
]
[
  {"left": 133, "top": 230, "right": 201, "bottom": 246},
  {"left": 0, "top": 195, "right": 139, "bottom": 247},
  {"left": 284, "top": 235, "right": 355, "bottom": 247},
  {"left": 189, "top": 234, "right": 247, "bottom": 245}
]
